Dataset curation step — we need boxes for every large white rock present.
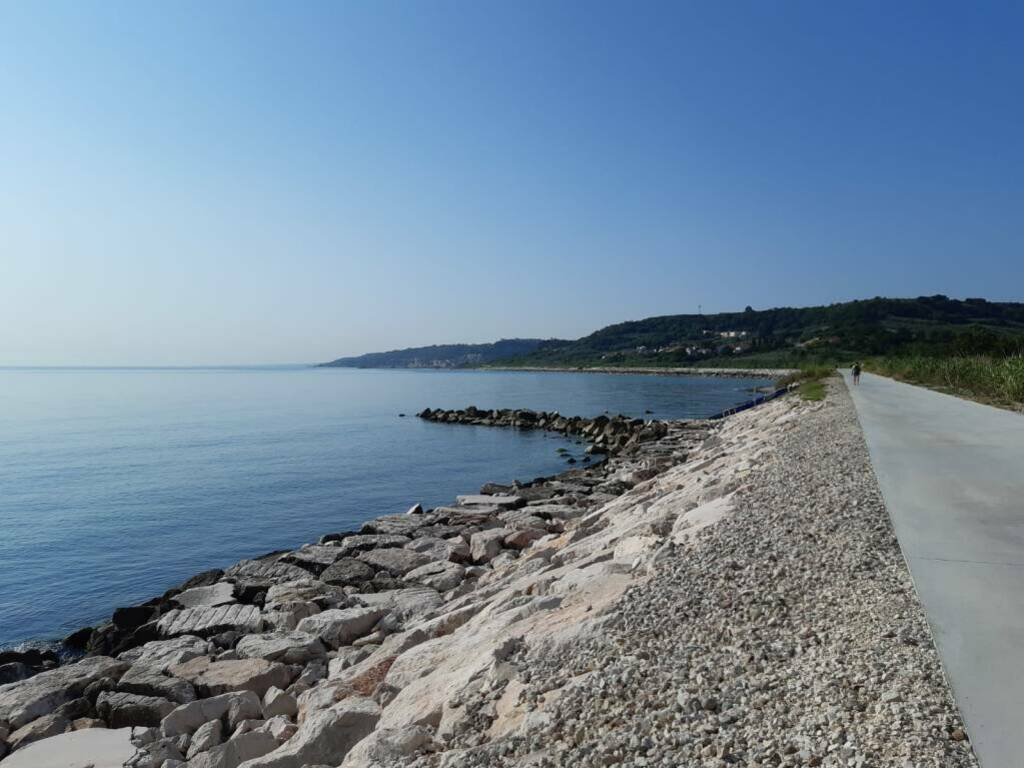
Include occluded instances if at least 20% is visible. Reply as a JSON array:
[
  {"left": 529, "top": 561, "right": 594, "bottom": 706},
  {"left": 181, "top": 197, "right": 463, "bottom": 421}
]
[
  {"left": 234, "top": 631, "right": 326, "bottom": 665},
  {"left": 224, "top": 559, "right": 310, "bottom": 584},
  {"left": 168, "top": 657, "right": 294, "bottom": 698},
  {"left": 174, "top": 581, "right": 236, "bottom": 609},
  {"left": 456, "top": 494, "right": 524, "bottom": 509},
  {"left": 340, "top": 725, "right": 433, "bottom": 767},
  {"left": 157, "top": 604, "right": 263, "bottom": 638},
  {"left": 95, "top": 690, "right": 175, "bottom": 727},
  {"left": 6, "top": 712, "right": 70, "bottom": 750},
  {"left": 236, "top": 697, "right": 381, "bottom": 768},
  {"left": 404, "top": 560, "right": 466, "bottom": 592},
  {"left": 356, "top": 548, "right": 432, "bottom": 576},
  {"left": 296, "top": 607, "right": 386, "bottom": 649},
  {"left": 161, "top": 690, "right": 261, "bottom": 737},
  {"left": 189, "top": 729, "right": 279, "bottom": 768},
  {"left": 0, "top": 726, "right": 135, "bottom": 768},
  {"left": 0, "top": 656, "right": 128, "bottom": 730},
  {"left": 117, "top": 662, "right": 197, "bottom": 703},
  {"left": 469, "top": 529, "right": 510, "bottom": 563},
  {"left": 261, "top": 686, "right": 297, "bottom": 718},
  {"left": 350, "top": 587, "right": 443, "bottom": 621},
  {"left": 117, "top": 635, "right": 211, "bottom": 671},
  {"left": 187, "top": 716, "right": 223, "bottom": 759},
  {"left": 404, "top": 537, "right": 470, "bottom": 564}
]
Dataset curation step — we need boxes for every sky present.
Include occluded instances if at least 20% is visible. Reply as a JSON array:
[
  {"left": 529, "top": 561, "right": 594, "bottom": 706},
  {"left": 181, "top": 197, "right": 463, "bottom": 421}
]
[{"left": 1, "top": 1, "right": 1022, "bottom": 365}]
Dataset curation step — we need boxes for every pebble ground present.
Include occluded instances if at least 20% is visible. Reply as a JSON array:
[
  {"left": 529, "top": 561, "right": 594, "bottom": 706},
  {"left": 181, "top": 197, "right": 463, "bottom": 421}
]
[{"left": 431, "top": 380, "right": 978, "bottom": 768}]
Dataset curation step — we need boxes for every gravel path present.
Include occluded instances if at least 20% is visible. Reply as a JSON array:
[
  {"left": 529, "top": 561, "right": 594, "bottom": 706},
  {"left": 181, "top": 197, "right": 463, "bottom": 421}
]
[{"left": 438, "top": 379, "right": 977, "bottom": 768}]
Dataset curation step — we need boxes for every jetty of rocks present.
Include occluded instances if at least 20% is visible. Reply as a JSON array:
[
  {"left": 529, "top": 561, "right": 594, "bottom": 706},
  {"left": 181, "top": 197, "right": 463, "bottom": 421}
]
[
  {"left": 417, "top": 407, "right": 675, "bottom": 456},
  {"left": 0, "top": 385, "right": 976, "bottom": 768}
]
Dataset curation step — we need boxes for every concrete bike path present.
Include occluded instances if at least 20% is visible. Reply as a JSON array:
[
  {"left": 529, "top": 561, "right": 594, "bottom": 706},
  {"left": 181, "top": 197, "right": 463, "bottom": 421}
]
[{"left": 843, "top": 370, "right": 1024, "bottom": 767}]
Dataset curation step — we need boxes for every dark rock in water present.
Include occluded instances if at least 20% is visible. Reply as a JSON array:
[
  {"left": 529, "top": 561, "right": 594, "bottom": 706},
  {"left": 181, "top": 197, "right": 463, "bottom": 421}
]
[
  {"left": 320, "top": 558, "right": 376, "bottom": 586},
  {"left": 112, "top": 605, "right": 155, "bottom": 631},
  {"left": 64, "top": 626, "right": 94, "bottom": 650},
  {"left": 0, "top": 661, "right": 34, "bottom": 684},
  {"left": 178, "top": 569, "right": 225, "bottom": 592},
  {"left": 398, "top": 413, "right": 406, "bottom": 417},
  {"left": 567, "top": 457, "right": 577, "bottom": 464},
  {"left": 0, "top": 648, "right": 59, "bottom": 667}
]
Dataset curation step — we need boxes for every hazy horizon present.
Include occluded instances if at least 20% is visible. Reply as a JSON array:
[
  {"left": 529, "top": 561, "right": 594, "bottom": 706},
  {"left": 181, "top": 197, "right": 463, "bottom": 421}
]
[{"left": 3, "top": 1, "right": 1023, "bottom": 366}]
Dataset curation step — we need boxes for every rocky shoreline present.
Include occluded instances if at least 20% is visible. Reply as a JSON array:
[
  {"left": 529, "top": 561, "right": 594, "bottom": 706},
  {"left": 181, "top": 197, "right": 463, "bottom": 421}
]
[
  {"left": 0, "top": 402, "right": 713, "bottom": 767},
  {"left": 0, "top": 383, "right": 975, "bottom": 768}
]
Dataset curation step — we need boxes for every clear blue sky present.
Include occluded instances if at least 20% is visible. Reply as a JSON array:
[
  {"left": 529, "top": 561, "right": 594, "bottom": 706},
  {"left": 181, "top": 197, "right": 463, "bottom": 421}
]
[{"left": 2, "top": 1, "right": 1022, "bottom": 365}]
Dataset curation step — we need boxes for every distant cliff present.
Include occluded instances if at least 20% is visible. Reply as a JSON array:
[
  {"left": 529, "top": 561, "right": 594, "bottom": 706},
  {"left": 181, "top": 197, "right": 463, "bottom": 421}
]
[{"left": 318, "top": 338, "right": 563, "bottom": 369}]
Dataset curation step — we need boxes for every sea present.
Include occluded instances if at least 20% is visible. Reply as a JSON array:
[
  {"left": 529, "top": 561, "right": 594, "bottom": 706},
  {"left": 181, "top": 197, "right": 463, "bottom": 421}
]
[{"left": 0, "top": 366, "right": 771, "bottom": 649}]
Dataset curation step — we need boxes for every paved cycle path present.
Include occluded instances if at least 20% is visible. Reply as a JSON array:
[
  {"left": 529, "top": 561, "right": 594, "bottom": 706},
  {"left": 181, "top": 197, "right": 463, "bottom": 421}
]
[{"left": 843, "top": 371, "right": 1024, "bottom": 767}]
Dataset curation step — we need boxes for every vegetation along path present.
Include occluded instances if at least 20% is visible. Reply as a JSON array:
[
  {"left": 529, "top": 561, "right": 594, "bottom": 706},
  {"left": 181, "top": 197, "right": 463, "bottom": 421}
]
[{"left": 844, "top": 370, "right": 1024, "bottom": 768}]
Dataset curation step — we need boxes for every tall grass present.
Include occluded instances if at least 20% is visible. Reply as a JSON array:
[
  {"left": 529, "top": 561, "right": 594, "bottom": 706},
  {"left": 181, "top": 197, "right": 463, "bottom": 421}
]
[
  {"left": 867, "top": 355, "right": 1024, "bottom": 408},
  {"left": 775, "top": 364, "right": 835, "bottom": 401}
]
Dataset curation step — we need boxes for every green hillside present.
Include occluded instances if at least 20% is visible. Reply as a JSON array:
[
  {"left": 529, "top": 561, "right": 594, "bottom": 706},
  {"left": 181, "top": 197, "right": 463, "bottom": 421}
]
[
  {"left": 496, "top": 296, "right": 1024, "bottom": 368},
  {"left": 319, "top": 338, "right": 564, "bottom": 369}
]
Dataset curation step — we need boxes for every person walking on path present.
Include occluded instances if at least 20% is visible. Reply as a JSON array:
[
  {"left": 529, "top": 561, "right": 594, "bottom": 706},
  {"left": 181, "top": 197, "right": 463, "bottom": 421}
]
[{"left": 852, "top": 362, "right": 861, "bottom": 385}]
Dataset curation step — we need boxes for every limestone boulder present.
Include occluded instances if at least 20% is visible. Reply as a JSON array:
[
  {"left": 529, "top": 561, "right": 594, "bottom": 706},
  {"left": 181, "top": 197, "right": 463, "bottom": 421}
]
[
  {"left": 340, "top": 725, "right": 433, "bottom": 767},
  {"left": 6, "top": 712, "right": 71, "bottom": 751},
  {"left": 469, "top": 529, "right": 511, "bottom": 563},
  {"left": 319, "top": 558, "right": 376, "bottom": 586},
  {"left": 280, "top": 546, "right": 344, "bottom": 573},
  {"left": 0, "top": 655, "right": 128, "bottom": 731},
  {"left": 157, "top": 605, "right": 263, "bottom": 639},
  {"left": 224, "top": 560, "right": 310, "bottom": 585},
  {"left": 167, "top": 657, "right": 294, "bottom": 698},
  {"left": 296, "top": 607, "right": 387, "bottom": 649},
  {"left": 350, "top": 587, "right": 443, "bottom": 621},
  {"left": 404, "top": 537, "right": 470, "bottom": 564},
  {"left": 356, "top": 548, "right": 432, "bottom": 577},
  {"left": 404, "top": 560, "right": 466, "bottom": 592},
  {"left": 117, "top": 663, "right": 196, "bottom": 704},
  {"left": 258, "top": 714, "right": 297, "bottom": 742},
  {"left": 174, "top": 582, "right": 236, "bottom": 609},
  {"left": 189, "top": 729, "right": 279, "bottom": 768},
  {"left": 456, "top": 494, "right": 525, "bottom": 509},
  {"left": 234, "top": 631, "right": 326, "bottom": 665},
  {"left": 337, "top": 534, "right": 411, "bottom": 556},
  {"left": 117, "top": 635, "right": 211, "bottom": 672},
  {"left": 235, "top": 697, "right": 380, "bottom": 768},
  {"left": 504, "top": 528, "right": 545, "bottom": 549},
  {"left": 261, "top": 686, "right": 297, "bottom": 719},
  {"left": 161, "top": 690, "right": 261, "bottom": 737},
  {"left": 95, "top": 690, "right": 175, "bottom": 727},
  {"left": 186, "top": 717, "right": 223, "bottom": 759}
]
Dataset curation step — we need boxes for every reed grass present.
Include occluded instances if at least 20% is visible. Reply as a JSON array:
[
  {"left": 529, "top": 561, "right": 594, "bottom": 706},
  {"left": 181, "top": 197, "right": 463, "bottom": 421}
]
[{"left": 866, "top": 355, "right": 1024, "bottom": 409}]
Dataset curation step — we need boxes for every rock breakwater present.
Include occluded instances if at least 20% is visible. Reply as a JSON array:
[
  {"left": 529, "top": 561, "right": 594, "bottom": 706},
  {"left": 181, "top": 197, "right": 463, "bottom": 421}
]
[
  {"left": 417, "top": 407, "right": 676, "bottom": 456},
  {"left": 0, "top": 385, "right": 976, "bottom": 768}
]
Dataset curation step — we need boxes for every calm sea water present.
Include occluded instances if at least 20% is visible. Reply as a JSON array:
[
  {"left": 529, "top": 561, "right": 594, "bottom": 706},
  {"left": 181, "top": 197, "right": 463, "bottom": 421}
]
[{"left": 0, "top": 367, "right": 769, "bottom": 649}]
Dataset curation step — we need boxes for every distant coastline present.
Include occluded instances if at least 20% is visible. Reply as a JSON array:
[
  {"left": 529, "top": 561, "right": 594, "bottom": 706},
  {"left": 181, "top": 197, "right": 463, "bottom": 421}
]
[{"left": 479, "top": 365, "right": 794, "bottom": 380}]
